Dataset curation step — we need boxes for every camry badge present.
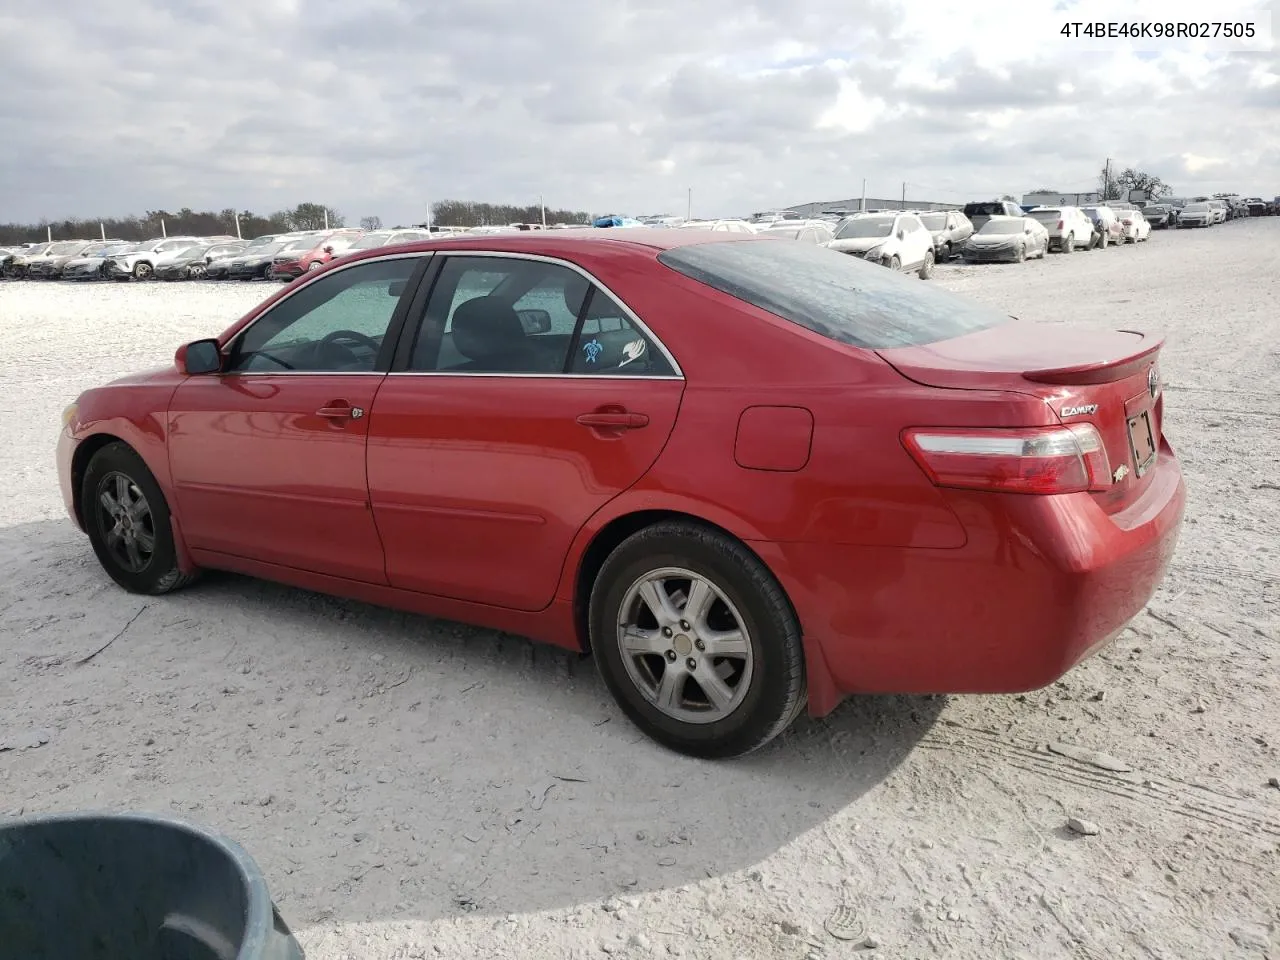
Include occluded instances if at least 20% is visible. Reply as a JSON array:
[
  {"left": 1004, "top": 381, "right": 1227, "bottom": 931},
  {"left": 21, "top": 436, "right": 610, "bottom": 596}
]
[
  {"left": 1061, "top": 404, "right": 1098, "bottom": 417},
  {"left": 1113, "top": 464, "right": 1130, "bottom": 482}
]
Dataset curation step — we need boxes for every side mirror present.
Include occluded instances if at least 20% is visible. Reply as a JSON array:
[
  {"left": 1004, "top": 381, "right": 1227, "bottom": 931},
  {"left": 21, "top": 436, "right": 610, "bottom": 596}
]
[
  {"left": 897, "top": 230, "right": 906, "bottom": 241},
  {"left": 178, "top": 338, "right": 222, "bottom": 375},
  {"left": 516, "top": 309, "right": 552, "bottom": 334},
  {"left": 323, "top": 245, "right": 334, "bottom": 254}
]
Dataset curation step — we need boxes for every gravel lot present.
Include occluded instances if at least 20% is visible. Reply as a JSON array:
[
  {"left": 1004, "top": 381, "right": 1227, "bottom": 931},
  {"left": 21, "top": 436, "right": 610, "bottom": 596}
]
[{"left": 2, "top": 222, "right": 1277, "bottom": 959}]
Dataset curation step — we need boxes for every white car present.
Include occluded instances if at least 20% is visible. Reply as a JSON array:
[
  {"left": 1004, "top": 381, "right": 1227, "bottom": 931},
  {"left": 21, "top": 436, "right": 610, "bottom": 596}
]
[
  {"left": 1177, "top": 202, "right": 1214, "bottom": 227},
  {"left": 1117, "top": 209, "right": 1151, "bottom": 243},
  {"left": 103, "top": 237, "right": 203, "bottom": 280},
  {"left": 1026, "top": 206, "right": 1096, "bottom": 253},
  {"left": 678, "top": 219, "right": 757, "bottom": 233},
  {"left": 826, "top": 211, "right": 936, "bottom": 278}
]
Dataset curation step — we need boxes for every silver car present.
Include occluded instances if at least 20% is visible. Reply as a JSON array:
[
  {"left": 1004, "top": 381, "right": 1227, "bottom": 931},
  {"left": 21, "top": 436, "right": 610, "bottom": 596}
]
[{"left": 960, "top": 216, "right": 1051, "bottom": 263}]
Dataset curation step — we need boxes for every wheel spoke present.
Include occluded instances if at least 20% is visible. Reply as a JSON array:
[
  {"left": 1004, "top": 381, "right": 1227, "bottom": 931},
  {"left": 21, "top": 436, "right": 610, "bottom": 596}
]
[
  {"left": 702, "top": 629, "right": 748, "bottom": 659},
  {"left": 654, "top": 664, "right": 684, "bottom": 711},
  {"left": 637, "top": 579, "right": 678, "bottom": 624},
  {"left": 99, "top": 490, "right": 121, "bottom": 516},
  {"left": 134, "top": 528, "right": 155, "bottom": 553},
  {"left": 105, "top": 525, "right": 124, "bottom": 550},
  {"left": 620, "top": 625, "right": 666, "bottom": 658},
  {"left": 694, "top": 668, "right": 735, "bottom": 712},
  {"left": 682, "top": 578, "right": 716, "bottom": 630},
  {"left": 124, "top": 537, "right": 144, "bottom": 570},
  {"left": 114, "top": 474, "right": 130, "bottom": 506}
]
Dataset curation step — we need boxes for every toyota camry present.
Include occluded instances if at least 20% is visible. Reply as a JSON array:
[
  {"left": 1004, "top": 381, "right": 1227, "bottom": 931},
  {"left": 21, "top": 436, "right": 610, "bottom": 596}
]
[{"left": 57, "top": 229, "right": 1185, "bottom": 759}]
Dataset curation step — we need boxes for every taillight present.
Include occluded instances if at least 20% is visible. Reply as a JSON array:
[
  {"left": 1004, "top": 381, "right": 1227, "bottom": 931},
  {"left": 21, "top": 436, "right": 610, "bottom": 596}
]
[
  {"left": 902, "top": 425, "right": 1112, "bottom": 494},
  {"left": 1056, "top": 219, "right": 1064, "bottom": 230},
  {"left": 1122, "top": 218, "right": 1132, "bottom": 225}
]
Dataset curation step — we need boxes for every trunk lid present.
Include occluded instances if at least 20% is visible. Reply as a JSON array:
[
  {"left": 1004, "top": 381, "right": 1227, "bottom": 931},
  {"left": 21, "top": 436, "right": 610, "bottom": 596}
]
[{"left": 878, "top": 319, "right": 1165, "bottom": 510}]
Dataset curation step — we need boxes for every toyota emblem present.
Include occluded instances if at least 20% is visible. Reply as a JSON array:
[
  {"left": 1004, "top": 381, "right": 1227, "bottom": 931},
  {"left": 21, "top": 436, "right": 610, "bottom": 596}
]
[{"left": 1148, "top": 366, "right": 1159, "bottom": 398}]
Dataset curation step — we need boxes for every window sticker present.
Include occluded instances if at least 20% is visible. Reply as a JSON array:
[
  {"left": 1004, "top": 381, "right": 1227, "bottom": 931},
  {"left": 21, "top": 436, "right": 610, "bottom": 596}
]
[{"left": 582, "top": 339, "right": 603, "bottom": 363}]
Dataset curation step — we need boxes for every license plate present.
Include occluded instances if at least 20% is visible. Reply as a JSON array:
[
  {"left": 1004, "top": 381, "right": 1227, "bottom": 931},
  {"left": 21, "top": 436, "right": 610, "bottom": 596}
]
[{"left": 1127, "top": 410, "right": 1156, "bottom": 476}]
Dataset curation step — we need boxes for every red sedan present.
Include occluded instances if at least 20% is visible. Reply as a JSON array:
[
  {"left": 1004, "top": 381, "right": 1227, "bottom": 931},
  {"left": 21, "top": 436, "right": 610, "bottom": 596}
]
[{"left": 57, "top": 230, "right": 1185, "bottom": 759}]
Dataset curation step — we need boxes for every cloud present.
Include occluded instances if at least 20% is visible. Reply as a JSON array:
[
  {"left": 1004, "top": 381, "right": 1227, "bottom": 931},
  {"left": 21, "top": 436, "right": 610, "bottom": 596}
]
[{"left": 0, "top": 0, "right": 1275, "bottom": 225}]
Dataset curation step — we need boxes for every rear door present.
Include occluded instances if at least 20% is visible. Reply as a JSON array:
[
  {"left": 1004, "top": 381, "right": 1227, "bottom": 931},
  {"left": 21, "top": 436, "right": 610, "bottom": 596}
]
[{"left": 367, "top": 252, "right": 685, "bottom": 611}]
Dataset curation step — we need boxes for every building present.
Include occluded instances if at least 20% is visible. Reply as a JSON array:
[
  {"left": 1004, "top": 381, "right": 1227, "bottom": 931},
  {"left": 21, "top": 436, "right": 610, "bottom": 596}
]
[{"left": 1022, "top": 191, "right": 1103, "bottom": 207}]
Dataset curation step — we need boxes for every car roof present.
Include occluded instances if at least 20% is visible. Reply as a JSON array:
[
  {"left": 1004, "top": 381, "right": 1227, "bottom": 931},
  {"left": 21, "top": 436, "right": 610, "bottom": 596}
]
[{"left": 365, "top": 227, "right": 763, "bottom": 256}]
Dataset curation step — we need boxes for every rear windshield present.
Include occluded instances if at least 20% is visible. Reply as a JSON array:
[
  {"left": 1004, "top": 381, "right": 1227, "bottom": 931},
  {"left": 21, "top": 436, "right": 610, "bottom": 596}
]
[
  {"left": 963, "top": 202, "right": 1006, "bottom": 216},
  {"left": 657, "top": 238, "right": 1009, "bottom": 349}
]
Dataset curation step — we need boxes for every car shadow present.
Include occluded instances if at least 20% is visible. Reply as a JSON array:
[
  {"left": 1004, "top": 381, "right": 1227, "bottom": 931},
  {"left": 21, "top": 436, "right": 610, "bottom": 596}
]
[{"left": 0, "top": 519, "right": 944, "bottom": 926}]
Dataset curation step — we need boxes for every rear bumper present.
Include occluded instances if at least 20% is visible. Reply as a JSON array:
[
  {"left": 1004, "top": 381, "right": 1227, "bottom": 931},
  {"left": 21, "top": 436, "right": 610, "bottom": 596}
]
[{"left": 754, "top": 441, "right": 1185, "bottom": 706}]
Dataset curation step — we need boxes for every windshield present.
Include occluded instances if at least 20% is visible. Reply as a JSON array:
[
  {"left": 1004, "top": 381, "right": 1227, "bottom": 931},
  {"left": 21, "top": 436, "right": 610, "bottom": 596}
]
[
  {"left": 658, "top": 238, "right": 1008, "bottom": 350},
  {"left": 1184, "top": 203, "right": 1210, "bottom": 213},
  {"left": 348, "top": 233, "right": 391, "bottom": 250},
  {"left": 919, "top": 213, "right": 947, "bottom": 230},
  {"left": 835, "top": 217, "right": 894, "bottom": 240},
  {"left": 206, "top": 244, "right": 243, "bottom": 258},
  {"left": 1028, "top": 210, "right": 1062, "bottom": 222},
  {"left": 49, "top": 242, "right": 86, "bottom": 255},
  {"left": 979, "top": 219, "right": 1025, "bottom": 235},
  {"left": 963, "top": 202, "right": 1007, "bottom": 217},
  {"left": 250, "top": 241, "right": 289, "bottom": 256}
]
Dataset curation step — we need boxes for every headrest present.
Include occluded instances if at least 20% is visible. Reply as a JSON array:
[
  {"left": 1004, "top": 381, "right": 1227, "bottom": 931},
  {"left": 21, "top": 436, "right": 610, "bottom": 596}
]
[
  {"left": 451, "top": 296, "right": 529, "bottom": 363},
  {"left": 561, "top": 273, "right": 590, "bottom": 318}
]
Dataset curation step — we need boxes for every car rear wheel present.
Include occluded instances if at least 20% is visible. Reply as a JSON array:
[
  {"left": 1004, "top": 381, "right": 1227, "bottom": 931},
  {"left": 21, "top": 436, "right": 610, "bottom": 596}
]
[
  {"left": 1062, "top": 233, "right": 1073, "bottom": 253},
  {"left": 307, "top": 261, "right": 323, "bottom": 271},
  {"left": 82, "top": 442, "right": 198, "bottom": 595},
  {"left": 918, "top": 249, "right": 935, "bottom": 279},
  {"left": 589, "top": 521, "right": 806, "bottom": 759}
]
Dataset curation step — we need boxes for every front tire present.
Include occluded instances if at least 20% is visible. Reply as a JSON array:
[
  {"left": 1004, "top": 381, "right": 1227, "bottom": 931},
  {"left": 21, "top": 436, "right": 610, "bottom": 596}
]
[
  {"left": 82, "top": 442, "right": 197, "bottom": 595},
  {"left": 133, "top": 261, "right": 153, "bottom": 280},
  {"left": 589, "top": 521, "right": 806, "bottom": 759}
]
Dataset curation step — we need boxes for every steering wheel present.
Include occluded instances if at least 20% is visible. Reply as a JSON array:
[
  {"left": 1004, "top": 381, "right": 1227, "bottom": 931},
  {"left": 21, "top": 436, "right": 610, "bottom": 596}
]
[{"left": 316, "top": 329, "right": 380, "bottom": 367}]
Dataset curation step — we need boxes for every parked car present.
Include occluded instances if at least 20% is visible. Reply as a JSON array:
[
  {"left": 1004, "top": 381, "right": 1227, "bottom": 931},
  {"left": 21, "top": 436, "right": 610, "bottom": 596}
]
[
  {"left": 1143, "top": 204, "right": 1174, "bottom": 228},
  {"left": 1026, "top": 206, "right": 1095, "bottom": 253},
  {"left": 3, "top": 241, "right": 52, "bottom": 278},
  {"left": 827, "top": 212, "right": 936, "bottom": 277},
  {"left": 55, "top": 230, "right": 1185, "bottom": 759},
  {"left": 1117, "top": 209, "right": 1152, "bottom": 243},
  {"left": 270, "top": 230, "right": 365, "bottom": 280},
  {"left": 961, "top": 200, "right": 1024, "bottom": 231},
  {"left": 756, "top": 220, "right": 836, "bottom": 244},
  {"left": 105, "top": 238, "right": 204, "bottom": 281},
  {"left": 960, "top": 216, "right": 1050, "bottom": 263},
  {"left": 1177, "top": 202, "right": 1214, "bottom": 227},
  {"left": 678, "top": 219, "right": 757, "bottom": 233},
  {"left": 1082, "top": 205, "right": 1125, "bottom": 248},
  {"left": 152, "top": 241, "right": 236, "bottom": 280},
  {"left": 342, "top": 229, "right": 435, "bottom": 254},
  {"left": 24, "top": 240, "right": 98, "bottom": 279},
  {"left": 225, "top": 240, "right": 296, "bottom": 280},
  {"left": 60, "top": 242, "right": 134, "bottom": 280},
  {"left": 916, "top": 210, "right": 973, "bottom": 261},
  {"left": 1206, "top": 200, "right": 1229, "bottom": 224}
]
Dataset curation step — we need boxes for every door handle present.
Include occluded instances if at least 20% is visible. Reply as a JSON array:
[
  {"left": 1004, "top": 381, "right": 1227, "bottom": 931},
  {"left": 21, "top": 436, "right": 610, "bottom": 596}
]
[
  {"left": 576, "top": 412, "right": 649, "bottom": 429},
  {"left": 317, "top": 402, "right": 364, "bottom": 420}
]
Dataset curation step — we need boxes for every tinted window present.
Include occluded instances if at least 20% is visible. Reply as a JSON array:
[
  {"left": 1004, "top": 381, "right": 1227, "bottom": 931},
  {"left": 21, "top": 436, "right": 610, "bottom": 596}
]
[
  {"left": 409, "top": 255, "right": 675, "bottom": 376},
  {"left": 228, "top": 257, "right": 418, "bottom": 373},
  {"left": 658, "top": 239, "right": 1008, "bottom": 349},
  {"left": 568, "top": 288, "right": 675, "bottom": 376},
  {"left": 963, "top": 202, "right": 1004, "bottom": 217}
]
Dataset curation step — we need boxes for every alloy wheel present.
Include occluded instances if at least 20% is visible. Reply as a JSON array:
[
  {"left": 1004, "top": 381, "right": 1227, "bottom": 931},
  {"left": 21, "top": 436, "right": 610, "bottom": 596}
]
[{"left": 95, "top": 471, "right": 156, "bottom": 573}]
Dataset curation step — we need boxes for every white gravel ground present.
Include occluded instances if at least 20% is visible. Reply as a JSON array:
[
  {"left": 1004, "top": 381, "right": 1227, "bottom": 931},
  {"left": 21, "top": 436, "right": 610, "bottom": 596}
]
[{"left": 1, "top": 222, "right": 1278, "bottom": 959}]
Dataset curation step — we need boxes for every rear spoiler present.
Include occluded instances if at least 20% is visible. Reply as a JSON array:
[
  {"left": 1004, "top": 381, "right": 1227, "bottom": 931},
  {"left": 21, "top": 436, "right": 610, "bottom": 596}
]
[{"left": 1022, "top": 334, "right": 1163, "bottom": 385}]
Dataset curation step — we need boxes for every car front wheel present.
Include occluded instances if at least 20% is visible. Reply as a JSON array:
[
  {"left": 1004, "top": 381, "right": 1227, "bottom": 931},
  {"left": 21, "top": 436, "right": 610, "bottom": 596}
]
[
  {"left": 589, "top": 521, "right": 806, "bottom": 759},
  {"left": 82, "top": 442, "right": 198, "bottom": 595}
]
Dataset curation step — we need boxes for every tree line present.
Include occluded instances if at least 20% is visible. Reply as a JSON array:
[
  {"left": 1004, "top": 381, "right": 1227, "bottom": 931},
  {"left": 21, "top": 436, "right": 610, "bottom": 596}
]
[
  {"left": 0, "top": 202, "right": 346, "bottom": 246},
  {"left": 0, "top": 198, "right": 597, "bottom": 245}
]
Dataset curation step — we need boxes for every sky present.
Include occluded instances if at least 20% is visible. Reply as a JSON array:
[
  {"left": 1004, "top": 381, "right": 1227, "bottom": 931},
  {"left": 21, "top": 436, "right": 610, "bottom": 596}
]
[{"left": 0, "top": 0, "right": 1276, "bottom": 225}]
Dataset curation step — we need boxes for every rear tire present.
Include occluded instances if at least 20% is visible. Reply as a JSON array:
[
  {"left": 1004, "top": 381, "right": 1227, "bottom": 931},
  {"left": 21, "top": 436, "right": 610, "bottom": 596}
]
[
  {"left": 918, "top": 249, "right": 935, "bottom": 279},
  {"left": 889, "top": 255, "right": 901, "bottom": 271},
  {"left": 1062, "top": 233, "right": 1073, "bottom": 253},
  {"left": 588, "top": 521, "right": 806, "bottom": 759},
  {"left": 82, "top": 442, "right": 198, "bottom": 595}
]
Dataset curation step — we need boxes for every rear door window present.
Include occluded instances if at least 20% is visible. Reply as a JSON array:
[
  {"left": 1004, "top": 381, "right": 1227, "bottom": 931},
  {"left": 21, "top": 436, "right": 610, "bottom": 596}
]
[{"left": 658, "top": 238, "right": 1009, "bottom": 349}]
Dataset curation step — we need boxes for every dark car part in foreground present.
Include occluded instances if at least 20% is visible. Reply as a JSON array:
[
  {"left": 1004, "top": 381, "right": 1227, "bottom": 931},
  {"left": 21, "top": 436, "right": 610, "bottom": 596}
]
[{"left": 0, "top": 810, "right": 304, "bottom": 959}]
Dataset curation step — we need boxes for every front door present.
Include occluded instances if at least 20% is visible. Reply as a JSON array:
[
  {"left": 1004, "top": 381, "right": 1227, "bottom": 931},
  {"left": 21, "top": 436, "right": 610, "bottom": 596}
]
[
  {"left": 367, "top": 253, "right": 685, "bottom": 611},
  {"left": 168, "top": 255, "right": 425, "bottom": 582}
]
